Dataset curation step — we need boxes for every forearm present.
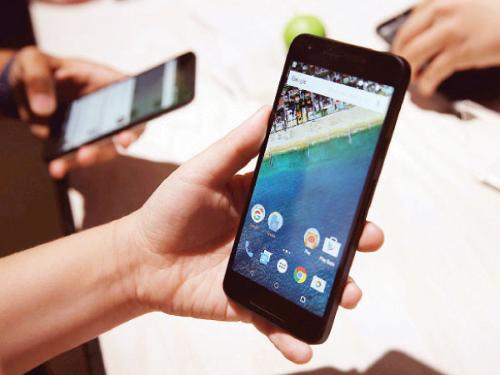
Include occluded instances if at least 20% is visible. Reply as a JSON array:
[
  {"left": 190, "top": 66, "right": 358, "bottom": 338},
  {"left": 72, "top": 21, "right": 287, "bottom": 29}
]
[{"left": 0, "top": 213, "right": 145, "bottom": 374}]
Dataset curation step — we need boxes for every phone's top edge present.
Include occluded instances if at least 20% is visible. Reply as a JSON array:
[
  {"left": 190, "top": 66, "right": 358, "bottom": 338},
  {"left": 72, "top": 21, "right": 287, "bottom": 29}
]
[
  {"left": 290, "top": 33, "right": 403, "bottom": 59},
  {"left": 288, "top": 34, "right": 411, "bottom": 88}
]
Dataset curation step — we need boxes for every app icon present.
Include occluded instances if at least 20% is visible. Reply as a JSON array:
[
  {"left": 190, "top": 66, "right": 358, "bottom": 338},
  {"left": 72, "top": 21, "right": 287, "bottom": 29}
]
[
  {"left": 251, "top": 204, "right": 266, "bottom": 223},
  {"left": 322, "top": 236, "right": 341, "bottom": 257},
  {"left": 259, "top": 250, "right": 272, "bottom": 265},
  {"left": 310, "top": 275, "right": 326, "bottom": 293},
  {"left": 304, "top": 228, "right": 320, "bottom": 249},
  {"left": 244, "top": 240, "right": 254, "bottom": 258},
  {"left": 268, "top": 211, "right": 284, "bottom": 232},
  {"left": 293, "top": 266, "right": 308, "bottom": 283},
  {"left": 277, "top": 258, "right": 288, "bottom": 273}
]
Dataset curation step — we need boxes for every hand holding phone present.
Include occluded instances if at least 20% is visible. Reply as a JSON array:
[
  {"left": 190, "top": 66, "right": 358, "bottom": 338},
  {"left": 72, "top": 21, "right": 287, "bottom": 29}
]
[
  {"left": 394, "top": 0, "right": 500, "bottom": 97},
  {"left": 377, "top": 4, "right": 500, "bottom": 100},
  {"left": 119, "top": 105, "right": 385, "bottom": 363},
  {"left": 224, "top": 35, "right": 409, "bottom": 343},
  {"left": 43, "top": 52, "right": 196, "bottom": 169},
  {"left": 6, "top": 46, "right": 141, "bottom": 178}
]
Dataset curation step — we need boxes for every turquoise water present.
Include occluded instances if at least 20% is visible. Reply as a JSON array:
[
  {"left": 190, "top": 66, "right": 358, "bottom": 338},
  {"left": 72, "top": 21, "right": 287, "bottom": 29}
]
[{"left": 233, "top": 124, "right": 382, "bottom": 316}]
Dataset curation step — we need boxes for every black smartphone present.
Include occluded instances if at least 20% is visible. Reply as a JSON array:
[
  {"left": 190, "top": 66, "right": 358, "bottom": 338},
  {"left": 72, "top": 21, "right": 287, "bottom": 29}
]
[
  {"left": 376, "top": 8, "right": 500, "bottom": 101},
  {"left": 44, "top": 52, "right": 196, "bottom": 161},
  {"left": 223, "top": 34, "right": 409, "bottom": 344}
]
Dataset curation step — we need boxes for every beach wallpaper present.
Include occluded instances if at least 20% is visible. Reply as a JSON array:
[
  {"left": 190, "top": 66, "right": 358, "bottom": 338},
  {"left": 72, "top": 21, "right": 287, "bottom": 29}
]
[{"left": 232, "top": 62, "right": 394, "bottom": 317}]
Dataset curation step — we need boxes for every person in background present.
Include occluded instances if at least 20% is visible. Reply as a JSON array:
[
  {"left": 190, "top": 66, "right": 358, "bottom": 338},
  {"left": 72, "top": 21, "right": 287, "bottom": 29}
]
[
  {"left": 0, "top": 107, "right": 385, "bottom": 374},
  {"left": 0, "top": 0, "right": 137, "bottom": 179},
  {"left": 393, "top": 0, "right": 500, "bottom": 96}
]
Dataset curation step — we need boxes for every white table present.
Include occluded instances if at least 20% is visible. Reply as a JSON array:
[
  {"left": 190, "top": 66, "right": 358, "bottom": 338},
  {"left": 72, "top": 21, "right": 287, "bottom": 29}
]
[{"left": 32, "top": 0, "right": 500, "bottom": 373}]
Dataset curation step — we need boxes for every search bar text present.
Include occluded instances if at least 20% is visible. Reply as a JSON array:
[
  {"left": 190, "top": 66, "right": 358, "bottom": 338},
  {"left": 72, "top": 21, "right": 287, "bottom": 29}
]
[{"left": 286, "top": 71, "right": 391, "bottom": 114}]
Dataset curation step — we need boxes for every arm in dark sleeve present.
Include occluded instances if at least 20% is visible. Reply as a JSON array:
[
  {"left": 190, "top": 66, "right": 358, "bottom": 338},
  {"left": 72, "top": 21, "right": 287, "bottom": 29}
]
[{"left": 0, "top": 56, "right": 18, "bottom": 118}]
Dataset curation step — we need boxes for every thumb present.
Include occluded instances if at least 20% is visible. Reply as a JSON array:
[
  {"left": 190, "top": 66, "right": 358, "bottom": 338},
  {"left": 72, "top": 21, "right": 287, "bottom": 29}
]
[
  {"left": 179, "top": 106, "right": 270, "bottom": 187},
  {"left": 16, "top": 48, "right": 57, "bottom": 116}
]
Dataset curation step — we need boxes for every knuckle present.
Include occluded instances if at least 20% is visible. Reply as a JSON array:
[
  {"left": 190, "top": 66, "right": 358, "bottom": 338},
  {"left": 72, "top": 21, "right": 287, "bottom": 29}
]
[
  {"left": 432, "top": 0, "right": 453, "bottom": 15},
  {"left": 439, "top": 54, "right": 453, "bottom": 68},
  {"left": 455, "top": 43, "right": 476, "bottom": 68},
  {"left": 441, "top": 21, "right": 457, "bottom": 36},
  {"left": 20, "top": 45, "right": 42, "bottom": 60},
  {"left": 457, "top": 42, "right": 472, "bottom": 57}
]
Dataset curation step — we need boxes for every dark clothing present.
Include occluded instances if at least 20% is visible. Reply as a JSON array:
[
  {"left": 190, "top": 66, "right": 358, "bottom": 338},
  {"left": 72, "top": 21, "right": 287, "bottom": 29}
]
[
  {"left": 0, "top": 0, "right": 36, "bottom": 49},
  {"left": 0, "top": 0, "right": 35, "bottom": 115},
  {"left": 0, "top": 57, "right": 17, "bottom": 116}
]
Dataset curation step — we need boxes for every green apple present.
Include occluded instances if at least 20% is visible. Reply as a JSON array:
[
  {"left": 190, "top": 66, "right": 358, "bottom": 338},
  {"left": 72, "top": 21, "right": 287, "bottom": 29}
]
[{"left": 283, "top": 15, "right": 326, "bottom": 49}]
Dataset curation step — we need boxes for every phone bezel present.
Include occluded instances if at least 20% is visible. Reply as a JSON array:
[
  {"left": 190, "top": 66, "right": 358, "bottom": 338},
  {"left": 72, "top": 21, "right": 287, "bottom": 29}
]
[
  {"left": 375, "top": 8, "right": 413, "bottom": 45},
  {"left": 43, "top": 51, "right": 196, "bottom": 161},
  {"left": 223, "top": 34, "right": 410, "bottom": 344}
]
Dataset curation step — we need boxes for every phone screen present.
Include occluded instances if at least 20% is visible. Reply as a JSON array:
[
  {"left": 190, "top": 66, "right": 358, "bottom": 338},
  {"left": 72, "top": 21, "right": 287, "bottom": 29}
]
[
  {"left": 58, "top": 53, "right": 194, "bottom": 153},
  {"left": 232, "top": 61, "right": 395, "bottom": 317}
]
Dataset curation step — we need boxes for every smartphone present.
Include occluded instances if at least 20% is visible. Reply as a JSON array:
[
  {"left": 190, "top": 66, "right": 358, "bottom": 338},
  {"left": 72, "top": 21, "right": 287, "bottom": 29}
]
[
  {"left": 44, "top": 52, "right": 196, "bottom": 160},
  {"left": 223, "top": 35, "right": 409, "bottom": 344},
  {"left": 376, "top": 9, "right": 500, "bottom": 101}
]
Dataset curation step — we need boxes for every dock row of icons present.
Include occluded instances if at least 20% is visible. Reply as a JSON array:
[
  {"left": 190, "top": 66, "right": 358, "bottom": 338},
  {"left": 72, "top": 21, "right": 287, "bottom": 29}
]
[
  {"left": 245, "top": 240, "right": 327, "bottom": 294},
  {"left": 251, "top": 203, "right": 342, "bottom": 257}
]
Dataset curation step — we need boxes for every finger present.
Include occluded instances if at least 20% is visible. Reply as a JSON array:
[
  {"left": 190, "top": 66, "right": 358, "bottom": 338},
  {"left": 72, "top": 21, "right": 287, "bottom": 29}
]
[
  {"left": 130, "top": 122, "right": 146, "bottom": 139},
  {"left": 76, "top": 140, "right": 118, "bottom": 168},
  {"left": 399, "top": 23, "right": 454, "bottom": 80},
  {"left": 114, "top": 123, "right": 146, "bottom": 150},
  {"left": 51, "top": 141, "right": 118, "bottom": 177},
  {"left": 252, "top": 318, "right": 313, "bottom": 364},
  {"left": 393, "top": 3, "right": 436, "bottom": 54},
  {"left": 357, "top": 221, "right": 384, "bottom": 252},
  {"left": 48, "top": 158, "right": 70, "bottom": 180},
  {"left": 229, "top": 172, "right": 256, "bottom": 214},
  {"left": 180, "top": 106, "right": 270, "bottom": 187},
  {"left": 114, "top": 130, "right": 137, "bottom": 148},
  {"left": 15, "top": 47, "right": 57, "bottom": 116},
  {"left": 29, "top": 124, "right": 50, "bottom": 139},
  {"left": 239, "top": 172, "right": 255, "bottom": 197},
  {"left": 340, "top": 277, "right": 362, "bottom": 309},
  {"left": 75, "top": 145, "right": 100, "bottom": 167},
  {"left": 54, "top": 59, "right": 125, "bottom": 94},
  {"left": 417, "top": 49, "right": 459, "bottom": 96}
]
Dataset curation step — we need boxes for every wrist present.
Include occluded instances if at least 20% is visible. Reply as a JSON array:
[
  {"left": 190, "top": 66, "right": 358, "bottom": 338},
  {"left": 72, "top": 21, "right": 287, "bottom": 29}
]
[{"left": 111, "top": 212, "right": 153, "bottom": 316}]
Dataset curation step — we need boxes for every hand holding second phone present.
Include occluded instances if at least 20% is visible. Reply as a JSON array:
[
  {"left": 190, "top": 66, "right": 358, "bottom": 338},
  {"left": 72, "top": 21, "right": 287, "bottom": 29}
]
[
  {"left": 393, "top": 0, "right": 500, "bottom": 96},
  {"left": 117, "top": 107, "right": 384, "bottom": 363},
  {"left": 9, "top": 46, "right": 142, "bottom": 178}
]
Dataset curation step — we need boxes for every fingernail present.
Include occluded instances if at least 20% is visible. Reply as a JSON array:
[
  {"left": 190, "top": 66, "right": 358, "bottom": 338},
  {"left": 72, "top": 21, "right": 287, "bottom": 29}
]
[{"left": 31, "top": 94, "right": 56, "bottom": 115}]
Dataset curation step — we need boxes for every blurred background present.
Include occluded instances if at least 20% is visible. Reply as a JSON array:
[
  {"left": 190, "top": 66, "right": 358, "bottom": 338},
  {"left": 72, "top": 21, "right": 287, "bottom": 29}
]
[{"left": 1, "top": 0, "right": 500, "bottom": 374}]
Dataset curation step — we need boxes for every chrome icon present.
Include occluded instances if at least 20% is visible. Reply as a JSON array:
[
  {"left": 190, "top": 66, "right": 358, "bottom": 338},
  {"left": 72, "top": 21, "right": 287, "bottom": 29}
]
[{"left": 293, "top": 266, "right": 308, "bottom": 284}]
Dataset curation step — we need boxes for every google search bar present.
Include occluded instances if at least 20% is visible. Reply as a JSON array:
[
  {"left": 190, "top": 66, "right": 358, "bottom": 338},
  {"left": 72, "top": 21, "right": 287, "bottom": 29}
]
[{"left": 286, "top": 71, "right": 391, "bottom": 114}]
